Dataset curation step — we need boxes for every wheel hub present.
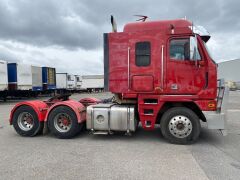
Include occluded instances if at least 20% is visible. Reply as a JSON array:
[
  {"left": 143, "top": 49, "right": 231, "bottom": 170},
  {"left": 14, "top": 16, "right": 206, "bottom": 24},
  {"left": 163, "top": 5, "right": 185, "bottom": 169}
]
[
  {"left": 17, "top": 112, "right": 34, "bottom": 131},
  {"left": 168, "top": 115, "right": 192, "bottom": 138},
  {"left": 62, "top": 118, "right": 69, "bottom": 126},
  {"left": 54, "top": 113, "right": 72, "bottom": 133},
  {"left": 176, "top": 123, "right": 184, "bottom": 130},
  {"left": 26, "top": 117, "right": 33, "bottom": 124}
]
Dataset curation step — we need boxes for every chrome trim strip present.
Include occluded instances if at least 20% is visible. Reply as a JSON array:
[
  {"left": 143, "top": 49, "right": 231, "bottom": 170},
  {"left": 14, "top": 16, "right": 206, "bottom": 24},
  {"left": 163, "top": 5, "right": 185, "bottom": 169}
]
[
  {"left": 108, "top": 106, "right": 111, "bottom": 133},
  {"left": 91, "top": 108, "right": 94, "bottom": 130},
  {"left": 128, "top": 47, "right": 130, "bottom": 90},
  {"left": 162, "top": 95, "right": 195, "bottom": 97},
  {"left": 127, "top": 106, "right": 130, "bottom": 133},
  {"left": 161, "top": 45, "right": 164, "bottom": 89}
]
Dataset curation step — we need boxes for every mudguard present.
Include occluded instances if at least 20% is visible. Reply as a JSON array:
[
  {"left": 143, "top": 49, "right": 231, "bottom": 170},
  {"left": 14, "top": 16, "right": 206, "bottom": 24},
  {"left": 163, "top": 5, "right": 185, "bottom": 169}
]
[
  {"left": 9, "top": 100, "right": 49, "bottom": 125},
  {"left": 45, "top": 100, "right": 86, "bottom": 123}
]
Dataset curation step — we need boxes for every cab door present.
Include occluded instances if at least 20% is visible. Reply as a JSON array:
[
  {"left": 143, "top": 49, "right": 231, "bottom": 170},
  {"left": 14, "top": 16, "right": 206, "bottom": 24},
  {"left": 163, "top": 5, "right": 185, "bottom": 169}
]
[{"left": 165, "top": 36, "right": 206, "bottom": 95}]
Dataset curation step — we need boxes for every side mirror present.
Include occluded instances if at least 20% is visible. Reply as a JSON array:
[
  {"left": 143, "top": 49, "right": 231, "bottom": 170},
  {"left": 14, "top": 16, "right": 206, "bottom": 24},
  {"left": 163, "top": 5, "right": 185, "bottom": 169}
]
[{"left": 190, "top": 35, "right": 198, "bottom": 60}]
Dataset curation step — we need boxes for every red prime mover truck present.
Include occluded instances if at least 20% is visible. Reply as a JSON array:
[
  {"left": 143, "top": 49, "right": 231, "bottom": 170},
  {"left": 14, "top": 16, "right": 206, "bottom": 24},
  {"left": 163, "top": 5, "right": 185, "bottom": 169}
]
[{"left": 9, "top": 18, "right": 228, "bottom": 144}]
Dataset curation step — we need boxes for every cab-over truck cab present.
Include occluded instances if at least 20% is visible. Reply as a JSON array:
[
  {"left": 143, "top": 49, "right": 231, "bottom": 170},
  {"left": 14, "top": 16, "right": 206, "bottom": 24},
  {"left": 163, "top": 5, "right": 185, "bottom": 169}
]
[{"left": 102, "top": 19, "right": 228, "bottom": 143}]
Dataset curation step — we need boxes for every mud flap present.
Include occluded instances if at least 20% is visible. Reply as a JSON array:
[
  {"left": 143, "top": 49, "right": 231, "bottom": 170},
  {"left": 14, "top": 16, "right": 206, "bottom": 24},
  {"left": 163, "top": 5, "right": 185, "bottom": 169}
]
[{"left": 43, "top": 121, "right": 48, "bottom": 135}]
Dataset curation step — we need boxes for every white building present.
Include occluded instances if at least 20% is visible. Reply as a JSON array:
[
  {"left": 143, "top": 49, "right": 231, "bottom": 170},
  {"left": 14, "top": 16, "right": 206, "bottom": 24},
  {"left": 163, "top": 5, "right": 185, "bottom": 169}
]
[{"left": 218, "top": 59, "right": 240, "bottom": 82}]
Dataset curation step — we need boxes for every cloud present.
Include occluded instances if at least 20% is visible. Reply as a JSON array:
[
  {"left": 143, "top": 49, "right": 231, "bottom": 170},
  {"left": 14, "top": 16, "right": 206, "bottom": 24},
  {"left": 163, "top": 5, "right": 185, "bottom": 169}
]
[
  {"left": 0, "top": 0, "right": 238, "bottom": 50},
  {"left": 0, "top": 0, "right": 239, "bottom": 75},
  {"left": 0, "top": 47, "right": 19, "bottom": 63},
  {"left": 0, "top": 40, "right": 103, "bottom": 75},
  {"left": 0, "top": 0, "right": 102, "bottom": 50}
]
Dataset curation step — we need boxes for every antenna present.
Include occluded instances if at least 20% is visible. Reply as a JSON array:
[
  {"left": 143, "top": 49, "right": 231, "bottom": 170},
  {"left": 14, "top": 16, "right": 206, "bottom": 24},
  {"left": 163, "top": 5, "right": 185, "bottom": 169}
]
[{"left": 134, "top": 15, "right": 148, "bottom": 22}]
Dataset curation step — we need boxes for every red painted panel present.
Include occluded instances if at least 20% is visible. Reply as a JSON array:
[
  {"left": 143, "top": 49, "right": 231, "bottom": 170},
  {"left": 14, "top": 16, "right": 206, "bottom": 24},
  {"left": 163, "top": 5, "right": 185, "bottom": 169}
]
[
  {"left": 132, "top": 75, "right": 153, "bottom": 91},
  {"left": 107, "top": 19, "right": 217, "bottom": 101},
  {"left": 124, "top": 19, "right": 192, "bottom": 33},
  {"left": 165, "top": 35, "right": 206, "bottom": 95},
  {"left": 108, "top": 32, "right": 129, "bottom": 93},
  {"left": 45, "top": 100, "right": 86, "bottom": 123},
  {"left": 9, "top": 100, "right": 49, "bottom": 124},
  {"left": 195, "top": 100, "right": 217, "bottom": 111},
  {"left": 79, "top": 97, "right": 101, "bottom": 106}
]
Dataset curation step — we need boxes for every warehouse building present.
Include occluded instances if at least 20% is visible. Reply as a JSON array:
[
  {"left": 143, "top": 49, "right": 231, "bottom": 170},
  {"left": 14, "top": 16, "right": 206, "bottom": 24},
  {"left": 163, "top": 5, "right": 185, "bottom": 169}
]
[
  {"left": 218, "top": 59, "right": 240, "bottom": 89},
  {"left": 218, "top": 59, "right": 240, "bottom": 81}
]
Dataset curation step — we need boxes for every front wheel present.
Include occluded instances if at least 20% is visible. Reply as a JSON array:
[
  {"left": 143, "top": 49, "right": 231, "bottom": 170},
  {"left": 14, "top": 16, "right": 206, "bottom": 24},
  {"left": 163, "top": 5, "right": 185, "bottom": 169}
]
[
  {"left": 160, "top": 107, "right": 201, "bottom": 144},
  {"left": 47, "top": 106, "right": 83, "bottom": 139}
]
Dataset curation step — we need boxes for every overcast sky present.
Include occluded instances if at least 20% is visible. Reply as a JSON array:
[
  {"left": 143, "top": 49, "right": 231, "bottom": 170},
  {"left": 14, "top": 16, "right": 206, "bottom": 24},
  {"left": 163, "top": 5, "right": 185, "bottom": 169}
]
[{"left": 0, "top": 0, "right": 239, "bottom": 75}]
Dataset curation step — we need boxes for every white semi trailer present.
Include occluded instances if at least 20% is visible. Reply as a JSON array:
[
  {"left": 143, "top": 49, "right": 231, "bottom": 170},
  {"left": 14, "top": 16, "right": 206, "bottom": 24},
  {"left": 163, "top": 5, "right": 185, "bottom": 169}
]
[
  {"left": 56, "top": 73, "right": 76, "bottom": 93},
  {"left": 7, "top": 63, "right": 32, "bottom": 97},
  {"left": 75, "top": 75, "right": 82, "bottom": 91},
  {"left": 31, "top": 66, "right": 43, "bottom": 91},
  {"left": 81, "top": 75, "right": 104, "bottom": 92},
  {"left": 0, "top": 60, "right": 8, "bottom": 100}
]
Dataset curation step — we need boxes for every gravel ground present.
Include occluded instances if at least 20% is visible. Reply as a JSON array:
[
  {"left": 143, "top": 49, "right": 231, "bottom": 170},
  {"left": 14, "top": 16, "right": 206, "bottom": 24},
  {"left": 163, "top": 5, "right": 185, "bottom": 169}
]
[{"left": 0, "top": 92, "right": 240, "bottom": 180}]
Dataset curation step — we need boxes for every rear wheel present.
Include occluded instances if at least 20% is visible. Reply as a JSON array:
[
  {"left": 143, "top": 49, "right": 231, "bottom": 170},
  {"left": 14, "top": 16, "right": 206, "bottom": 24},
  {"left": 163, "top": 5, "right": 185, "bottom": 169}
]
[
  {"left": 160, "top": 107, "right": 201, "bottom": 144},
  {"left": 12, "top": 105, "right": 43, "bottom": 136},
  {"left": 48, "top": 106, "right": 83, "bottom": 139}
]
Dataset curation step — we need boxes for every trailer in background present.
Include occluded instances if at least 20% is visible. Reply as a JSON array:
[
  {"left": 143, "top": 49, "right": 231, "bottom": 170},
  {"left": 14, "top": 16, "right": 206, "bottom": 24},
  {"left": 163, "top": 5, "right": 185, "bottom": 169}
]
[
  {"left": 56, "top": 73, "right": 76, "bottom": 93},
  {"left": 42, "top": 67, "right": 56, "bottom": 93},
  {"left": 81, "top": 75, "right": 104, "bottom": 92},
  {"left": 32, "top": 66, "right": 43, "bottom": 91},
  {"left": 75, "top": 75, "right": 82, "bottom": 91},
  {"left": 0, "top": 60, "right": 8, "bottom": 100},
  {"left": 7, "top": 63, "right": 32, "bottom": 97}
]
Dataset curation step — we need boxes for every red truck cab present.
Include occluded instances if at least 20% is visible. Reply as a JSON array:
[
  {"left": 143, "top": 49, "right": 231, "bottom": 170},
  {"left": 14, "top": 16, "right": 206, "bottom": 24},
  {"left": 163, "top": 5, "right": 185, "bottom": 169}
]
[{"left": 9, "top": 19, "right": 228, "bottom": 144}]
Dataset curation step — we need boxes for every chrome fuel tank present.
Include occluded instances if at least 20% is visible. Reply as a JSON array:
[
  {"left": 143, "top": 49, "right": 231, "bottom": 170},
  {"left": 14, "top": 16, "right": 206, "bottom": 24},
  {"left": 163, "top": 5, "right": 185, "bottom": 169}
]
[{"left": 86, "top": 104, "right": 136, "bottom": 132}]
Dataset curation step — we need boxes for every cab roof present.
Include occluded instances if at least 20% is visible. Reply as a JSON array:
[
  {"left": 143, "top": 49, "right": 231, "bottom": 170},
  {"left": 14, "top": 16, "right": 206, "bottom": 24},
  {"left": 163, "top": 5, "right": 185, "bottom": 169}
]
[{"left": 123, "top": 19, "right": 192, "bottom": 33}]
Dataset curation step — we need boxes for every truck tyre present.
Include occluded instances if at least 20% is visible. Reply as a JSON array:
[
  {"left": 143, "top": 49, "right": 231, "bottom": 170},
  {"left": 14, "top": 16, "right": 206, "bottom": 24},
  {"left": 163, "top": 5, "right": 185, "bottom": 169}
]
[
  {"left": 47, "top": 106, "right": 83, "bottom": 139},
  {"left": 12, "top": 105, "right": 43, "bottom": 137},
  {"left": 160, "top": 107, "right": 201, "bottom": 144}
]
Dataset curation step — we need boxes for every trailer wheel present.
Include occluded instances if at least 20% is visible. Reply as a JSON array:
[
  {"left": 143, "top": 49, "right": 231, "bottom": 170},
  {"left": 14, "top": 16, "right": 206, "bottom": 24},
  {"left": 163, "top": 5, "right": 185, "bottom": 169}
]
[
  {"left": 160, "top": 107, "right": 201, "bottom": 144},
  {"left": 47, "top": 106, "right": 83, "bottom": 139},
  {"left": 12, "top": 105, "right": 43, "bottom": 137}
]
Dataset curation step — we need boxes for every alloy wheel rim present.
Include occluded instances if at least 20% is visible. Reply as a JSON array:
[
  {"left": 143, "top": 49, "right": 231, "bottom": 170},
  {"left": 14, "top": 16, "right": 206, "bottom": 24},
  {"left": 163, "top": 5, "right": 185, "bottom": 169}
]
[
  {"left": 168, "top": 115, "right": 193, "bottom": 138},
  {"left": 17, "top": 112, "right": 34, "bottom": 131},
  {"left": 53, "top": 113, "right": 72, "bottom": 133}
]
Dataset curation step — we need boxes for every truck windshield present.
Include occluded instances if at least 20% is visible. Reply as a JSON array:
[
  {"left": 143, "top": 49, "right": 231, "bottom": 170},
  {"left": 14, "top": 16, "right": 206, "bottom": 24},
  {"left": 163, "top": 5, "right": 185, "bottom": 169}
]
[{"left": 202, "top": 41, "right": 216, "bottom": 64}]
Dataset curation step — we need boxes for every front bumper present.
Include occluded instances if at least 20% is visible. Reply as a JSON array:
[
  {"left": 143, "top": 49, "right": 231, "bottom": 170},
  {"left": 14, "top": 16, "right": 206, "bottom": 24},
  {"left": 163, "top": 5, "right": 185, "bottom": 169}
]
[
  {"left": 203, "top": 111, "right": 226, "bottom": 130},
  {"left": 203, "top": 82, "right": 229, "bottom": 136}
]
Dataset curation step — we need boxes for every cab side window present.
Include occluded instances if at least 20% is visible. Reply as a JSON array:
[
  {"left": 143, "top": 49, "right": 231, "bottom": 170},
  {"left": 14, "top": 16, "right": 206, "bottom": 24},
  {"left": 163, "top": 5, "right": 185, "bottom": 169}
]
[
  {"left": 135, "top": 42, "right": 151, "bottom": 66},
  {"left": 170, "top": 38, "right": 201, "bottom": 60}
]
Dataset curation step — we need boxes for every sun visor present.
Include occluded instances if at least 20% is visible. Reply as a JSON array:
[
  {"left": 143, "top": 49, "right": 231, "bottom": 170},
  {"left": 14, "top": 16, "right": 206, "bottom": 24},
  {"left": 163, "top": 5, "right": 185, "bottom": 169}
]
[{"left": 190, "top": 25, "right": 211, "bottom": 42}]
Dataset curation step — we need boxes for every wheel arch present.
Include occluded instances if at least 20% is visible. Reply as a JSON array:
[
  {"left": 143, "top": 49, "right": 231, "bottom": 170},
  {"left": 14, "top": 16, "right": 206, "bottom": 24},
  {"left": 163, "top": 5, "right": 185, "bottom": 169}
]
[
  {"left": 156, "top": 101, "right": 206, "bottom": 124},
  {"left": 10, "top": 101, "right": 48, "bottom": 125},
  {"left": 45, "top": 100, "right": 86, "bottom": 123}
]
